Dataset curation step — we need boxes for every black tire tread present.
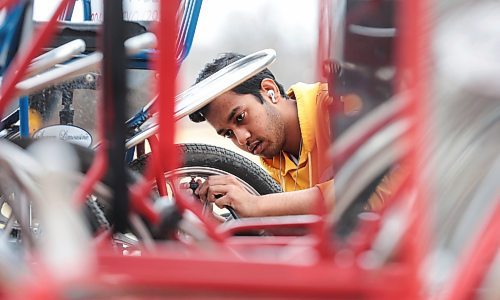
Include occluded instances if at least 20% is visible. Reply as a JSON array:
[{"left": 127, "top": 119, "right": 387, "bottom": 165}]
[{"left": 129, "top": 143, "right": 282, "bottom": 195}]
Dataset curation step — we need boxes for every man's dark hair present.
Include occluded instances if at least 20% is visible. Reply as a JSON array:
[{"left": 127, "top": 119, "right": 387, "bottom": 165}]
[{"left": 189, "top": 52, "right": 286, "bottom": 123}]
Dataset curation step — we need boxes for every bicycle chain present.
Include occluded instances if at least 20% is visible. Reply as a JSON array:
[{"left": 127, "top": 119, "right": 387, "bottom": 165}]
[{"left": 87, "top": 196, "right": 110, "bottom": 230}]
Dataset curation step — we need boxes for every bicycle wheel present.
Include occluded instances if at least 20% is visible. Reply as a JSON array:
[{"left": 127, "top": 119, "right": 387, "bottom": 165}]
[{"left": 129, "top": 143, "right": 282, "bottom": 199}]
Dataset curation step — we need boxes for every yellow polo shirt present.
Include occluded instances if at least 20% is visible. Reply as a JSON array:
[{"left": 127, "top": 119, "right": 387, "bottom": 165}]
[
  {"left": 260, "top": 82, "right": 401, "bottom": 212},
  {"left": 260, "top": 82, "right": 334, "bottom": 196}
]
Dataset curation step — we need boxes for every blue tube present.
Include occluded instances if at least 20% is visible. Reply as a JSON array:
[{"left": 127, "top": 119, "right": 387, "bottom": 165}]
[
  {"left": 83, "top": 0, "right": 92, "bottom": 21},
  {"left": 182, "top": 0, "right": 203, "bottom": 61},
  {"left": 125, "top": 147, "right": 136, "bottom": 163},
  {"left": 63, "top": 1, "right": 76, "bottom": 21},
  {"left": 0, "top": 3, "right": 26, "bottom": 75},
  {"left": 19, "top": 96, "right": 29, "bottom": 137}
]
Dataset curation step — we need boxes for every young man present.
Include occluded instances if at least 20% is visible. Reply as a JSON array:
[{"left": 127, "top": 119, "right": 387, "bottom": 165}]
[{"left": 188, "top": 52, "right": 336, "bottom": 217}]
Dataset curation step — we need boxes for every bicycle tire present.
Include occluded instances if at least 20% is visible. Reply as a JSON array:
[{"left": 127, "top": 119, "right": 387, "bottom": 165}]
[{"left": 129, "top": 143, "right": 282, "bottom": 196}]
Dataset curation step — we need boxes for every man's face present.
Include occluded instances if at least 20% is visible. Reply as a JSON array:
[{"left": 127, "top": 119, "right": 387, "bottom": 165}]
[{"left": 204, "top": 91, "right": 285, "bottom": 159}]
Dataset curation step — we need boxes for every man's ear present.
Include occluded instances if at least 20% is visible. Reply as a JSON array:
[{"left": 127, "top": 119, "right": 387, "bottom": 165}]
[{"left": 261, "top": 78, "right": 279, "bottom": 103}]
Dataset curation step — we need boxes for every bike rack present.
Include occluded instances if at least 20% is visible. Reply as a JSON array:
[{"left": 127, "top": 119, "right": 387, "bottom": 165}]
[{"left": 0, "top": 0, "right": 498, "bottom": 299}]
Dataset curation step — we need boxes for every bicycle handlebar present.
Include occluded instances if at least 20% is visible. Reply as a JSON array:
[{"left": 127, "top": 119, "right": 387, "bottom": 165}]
[
  {"left": 25, "top": 39, "right": 86, "bottom": 78},
  {"left": 14, "top": 32, "right": 157, "bottom": 96}
]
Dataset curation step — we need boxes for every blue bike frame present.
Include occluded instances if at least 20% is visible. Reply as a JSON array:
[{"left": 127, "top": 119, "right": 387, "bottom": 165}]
[{"left": 1, "top": 0, "right": 203, "bottom": 141}]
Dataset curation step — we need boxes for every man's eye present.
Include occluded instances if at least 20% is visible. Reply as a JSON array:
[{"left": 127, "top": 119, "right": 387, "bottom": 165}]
[
  {"left": 236, "top": 112, "right": 245, "bottom": 123},
  {"left": 224, "top": 130, "right": 234, "bottom": 138}
]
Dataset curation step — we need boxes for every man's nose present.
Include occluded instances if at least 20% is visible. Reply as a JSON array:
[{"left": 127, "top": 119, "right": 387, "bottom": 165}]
[{"left": 234, "top": 128, "right": 250, "bottom": 146}]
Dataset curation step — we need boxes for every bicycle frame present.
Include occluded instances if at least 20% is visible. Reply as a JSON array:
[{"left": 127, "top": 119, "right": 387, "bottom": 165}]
[{"left": 1, "top": 0, "right": 202, "bottom": 137}]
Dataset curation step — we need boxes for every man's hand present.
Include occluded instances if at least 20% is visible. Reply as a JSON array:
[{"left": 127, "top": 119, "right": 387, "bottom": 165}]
[
  {"left": 194, "top": 175, "right": 260, "bottom": 217},
  {"left": 179, "top": 179, "right": 228, "bottom": 223}
]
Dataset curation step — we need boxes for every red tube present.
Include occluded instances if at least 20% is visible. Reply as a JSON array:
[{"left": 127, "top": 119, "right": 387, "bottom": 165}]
[
  {"left": 396, "top": 0, "right": 432, "bottom": 297},
  {"left": 156, "top": 1, "right": 178, "bottom": 172},
  {"left": 0, "top": 0, "right": 19, "bottom": 10},
  {"left": 126, "top": 0, "right": 180, "bottom": 225}
]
